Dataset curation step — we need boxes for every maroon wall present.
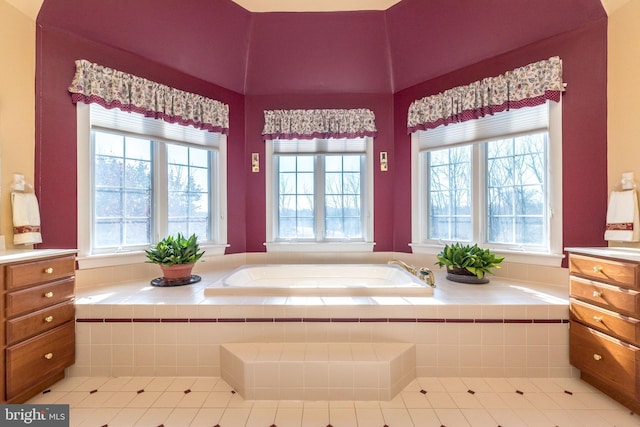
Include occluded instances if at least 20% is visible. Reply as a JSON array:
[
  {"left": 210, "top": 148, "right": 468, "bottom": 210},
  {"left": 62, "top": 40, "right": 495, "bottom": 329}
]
[
  {"left": 34, "top": 27, "right": 247, "bottom": 253},
  {"left": 245, "top": 11, "right": 392, "bottom": 94},
  {"left": 34, "top": 0, "right": 608, "bottom": 256},
  {"left": 37, "top": 0, "right": 251, "bottom": 94},
  {"left": 393, "top": 21, "right": 609, "bottom": 255},
  {"left": 386, "top": 0, "right": 607, "bottom": 91}
]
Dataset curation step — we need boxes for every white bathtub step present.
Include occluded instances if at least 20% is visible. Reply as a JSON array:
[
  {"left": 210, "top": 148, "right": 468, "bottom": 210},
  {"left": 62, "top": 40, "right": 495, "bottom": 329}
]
[{"left": 220, "top": 342, "right": 416, "bottom": 401}]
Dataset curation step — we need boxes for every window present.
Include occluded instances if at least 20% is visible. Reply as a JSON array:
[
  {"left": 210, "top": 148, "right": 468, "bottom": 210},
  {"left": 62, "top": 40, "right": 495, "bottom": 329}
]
[
  {"left": 411, "top": 101, "right": 563, "bottom": 266},
  {"left": 92, "top": 131, "right": 153, "bottom": 249},
  {"left": 77, "top": 103, "right": 227, "bottom": 267},
  {"left": 265, "top": 137, "right": 374, "bottom": 252}
]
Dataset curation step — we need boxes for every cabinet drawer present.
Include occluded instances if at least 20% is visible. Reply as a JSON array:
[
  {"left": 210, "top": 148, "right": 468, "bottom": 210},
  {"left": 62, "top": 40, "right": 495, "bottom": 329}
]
[
  {"left": 5, "top": 322, "right": 75, "bottom": 400},
  {"left": 570, "top": 277, "right": 640, "bottom": 317},
  {"left": 570, "top": 321, "right": 640, "bottom": 398},
  {"left": 6, "top": 277, "right": 75, "bottom": 317},
  {"left": 569, "top": 254, "right": 640, "bottom": 289},
  {"left": 5, "top": 255, "right": 75, "bottom": 290},
  {"left": 570, "top": 299, "right": 640, "bottom": 345},
  {"left": 6, "top": 301, "right": 75, "bottom": 345}
]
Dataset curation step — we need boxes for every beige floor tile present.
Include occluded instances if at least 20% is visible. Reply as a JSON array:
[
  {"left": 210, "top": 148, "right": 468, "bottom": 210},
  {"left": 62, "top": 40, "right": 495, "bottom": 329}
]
[
  {"left": 448, "top": 391, "right": 484, "bottom": 409},
  {"left": 163, "top": 407, "right": 199, "bottom": 426},
  {"left": 151, "top": 391, "right": 185, "bottom": 407},
  {"left": 407, "top": 408, "right": 440, "bottom": 426},
  {"left": 400, "top": 390, "right": 430, "bottom": 408},
  {"left": 126, "top": 391, "right": 162, "bottom": 407},
  {"left": 75, "top": 407, "right": 119, "bottom": 427},
  {"left": 219, "top": 407, "right": 252, "bottom": 427},
  {"left": 301, "top": 407, "right": 329, "bottom": 427},
  {"left": 178, "top": 391, "right": 210, "bottom": 407},
  {"left": 100, "top": 407, "right": 146, "bottom": 427},
  {"left": 425, "top": 391, "right": 457, "bottom": 408},
  {"left": 459, "top": 408, "right": 497, "bottom": 427},
  {"left": 133, "top": 407, "right": 172, "bottom": 426},
  {"left": 487, "top": 408, "right": 528, "bottom": 427},
  {"left": 274, "top": 407, "right": 303, "bottom": 427},
  {"left": 381, "top": 407, "right": 415, "bottom": 427},
  {"left": 246, "top": 407, "right": 277, "bottom": 427},
  {"left": 188, "top": 408, "right": 225, "bottom": 427},
  {"left": 202, "top": 391, "right": 234, "bottom": 407},
  {"left": 329, "top": 407, "right": 358, "bottom": 427},
  {"left": 355, "top": 407, "right": 386, "bottom": 425},
  {"left": 434, "top": 408, "right": 472, "bottom": 427}
]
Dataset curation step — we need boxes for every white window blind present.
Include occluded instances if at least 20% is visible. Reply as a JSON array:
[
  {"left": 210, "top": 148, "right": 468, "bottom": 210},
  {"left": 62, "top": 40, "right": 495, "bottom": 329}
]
[
  {"left": 415, "top": 103, "right": 549, "bottom": 150},
  {"left": 272, "top": 138, "right": 366, "bottom": 154},
  {"left": 90, "top": 104, "right": 221, "bottom": 148}
]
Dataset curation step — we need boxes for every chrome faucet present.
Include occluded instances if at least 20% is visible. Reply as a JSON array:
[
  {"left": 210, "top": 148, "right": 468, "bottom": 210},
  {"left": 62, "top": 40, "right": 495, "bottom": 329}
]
[{"left": 388, "top": 260, "right": 436, "bottom": 287}]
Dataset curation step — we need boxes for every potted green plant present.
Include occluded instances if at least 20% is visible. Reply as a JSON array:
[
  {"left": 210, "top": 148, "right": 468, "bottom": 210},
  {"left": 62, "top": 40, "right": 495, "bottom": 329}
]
[
  {"left": 435, "top": 242, "right": 504, "bottom": 284},
  {"left": 145, "top": 233, "right": 205, "bottom": 286}
]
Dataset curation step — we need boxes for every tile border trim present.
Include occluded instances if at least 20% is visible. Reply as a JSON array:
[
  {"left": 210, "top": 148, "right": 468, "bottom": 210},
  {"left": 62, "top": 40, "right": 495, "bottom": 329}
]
[{"left": 76, "top": 317, "right": 569, "bottom": 324}]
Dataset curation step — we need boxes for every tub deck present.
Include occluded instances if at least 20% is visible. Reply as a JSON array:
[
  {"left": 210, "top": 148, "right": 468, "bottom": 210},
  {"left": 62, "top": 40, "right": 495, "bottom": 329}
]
[{"left": 76, "top": 266, "right": 568, "bottom": 308}]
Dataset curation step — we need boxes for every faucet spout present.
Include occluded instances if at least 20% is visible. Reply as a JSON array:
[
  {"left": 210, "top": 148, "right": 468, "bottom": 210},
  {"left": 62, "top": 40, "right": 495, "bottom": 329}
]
[
  {"left": 388, "top": 260, "right": 436, "bottom": 287},
  {"left": 387, "top": 259, "right": 417, "bottom": 275}
]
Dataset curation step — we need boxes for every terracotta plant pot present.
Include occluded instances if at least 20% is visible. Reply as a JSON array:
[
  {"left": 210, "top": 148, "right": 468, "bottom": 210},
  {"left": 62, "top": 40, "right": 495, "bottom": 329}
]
[{"left": 160, "top": 264, "right": 194, "bottom": 282}]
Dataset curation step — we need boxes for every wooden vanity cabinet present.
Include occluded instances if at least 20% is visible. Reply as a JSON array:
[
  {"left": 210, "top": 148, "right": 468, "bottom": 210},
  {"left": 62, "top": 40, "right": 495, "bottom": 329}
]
[
  {"left": 568, "top": 250, "right": 640, "bottom": 414},
  {"left": 0, "top": 251, "right": 76, "bottom": 403}
]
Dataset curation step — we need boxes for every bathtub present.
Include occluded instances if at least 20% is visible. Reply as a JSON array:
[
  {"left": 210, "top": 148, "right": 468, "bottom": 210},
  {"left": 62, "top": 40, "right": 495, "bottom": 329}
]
[{"left": 204, "top": 264, "right": 434, "bottom": 296}]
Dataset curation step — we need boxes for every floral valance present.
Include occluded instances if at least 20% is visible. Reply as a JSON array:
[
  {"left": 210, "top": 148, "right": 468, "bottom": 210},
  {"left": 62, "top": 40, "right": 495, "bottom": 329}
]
[
  {"left": 407, "top": 56, "right": 564, "bottom": 133},
  {"left": 68, "top": 59, "right": 229, "bottom": 134},
  {"left": 262, "top": 109, "right": 376, "bottom": 140}
]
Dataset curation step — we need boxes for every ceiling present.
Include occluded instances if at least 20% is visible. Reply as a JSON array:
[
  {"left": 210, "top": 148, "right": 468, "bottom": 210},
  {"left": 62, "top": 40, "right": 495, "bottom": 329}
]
[
  {"left": 6, "top": 0, "right": 630, "bottom": 20},
  {"left": 230, "top": 0, "right": 402, "bottom": 12}
]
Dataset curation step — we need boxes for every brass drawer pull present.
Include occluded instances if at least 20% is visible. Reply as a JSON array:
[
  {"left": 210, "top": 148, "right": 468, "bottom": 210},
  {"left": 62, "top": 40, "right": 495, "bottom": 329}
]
[
  {"left": 44, "top": 353, "right": 54, "bottom": 360},
  {"left": 44, "top": 316, "right": 54, "bottom": 323},
  {"left": 592, "top": 290, "right": 602, "bottom": 298},
  {"left": 44, "top": 267, "right": 54, "bottom": 274},
  {"left": 44, "top": 291, "right": 54, "bottom": 298},
  {"left": 592, "top": 266, "right": 603, "bottom": 273},
  {"left": 592, "top": 316, "right": 602, "bottom": 322},
  {"left": 593, "top": 353, "right": 602, "bottom": 361}
]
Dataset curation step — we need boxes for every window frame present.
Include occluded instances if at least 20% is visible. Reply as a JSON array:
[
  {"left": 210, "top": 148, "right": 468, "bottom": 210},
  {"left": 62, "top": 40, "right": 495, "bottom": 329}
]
[
  {"left": 264, "top": 137, "right": 375, "bottom": 252},
  {"left": 76, "top": 103, "right": 228, "bottom": 269},
  {"left": 410, "top": 101, "right": 563, "bottom": 267}
]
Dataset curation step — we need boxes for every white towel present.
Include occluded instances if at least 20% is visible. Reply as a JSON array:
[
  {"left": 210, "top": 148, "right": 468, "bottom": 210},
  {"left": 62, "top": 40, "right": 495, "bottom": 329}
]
[
  {"left": 604, "top": 190, "right": 640, "bottom": 242},
  {"left": 11, "top": 192, "right": 43, "bottom": 245}
]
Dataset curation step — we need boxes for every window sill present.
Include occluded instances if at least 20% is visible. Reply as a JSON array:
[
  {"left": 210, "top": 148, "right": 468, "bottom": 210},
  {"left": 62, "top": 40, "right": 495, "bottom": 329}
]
[
  {"left": 264, "top": 242, "right": 375, "bottom": 253},
  {"left": 76, "top": 244, "right": 228, "bottom": 269},
  {"left": 409, "top": 243, "right": 565, "bottom": 267}
]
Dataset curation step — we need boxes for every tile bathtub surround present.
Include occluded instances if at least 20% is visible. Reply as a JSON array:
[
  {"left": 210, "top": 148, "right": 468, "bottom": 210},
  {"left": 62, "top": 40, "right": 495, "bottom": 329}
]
[
  {"left": 28, "top": 375, "right": 640, "bottom": 427},
  {"left": 73, "top": 264, "right": 572, "bottom": 379}
]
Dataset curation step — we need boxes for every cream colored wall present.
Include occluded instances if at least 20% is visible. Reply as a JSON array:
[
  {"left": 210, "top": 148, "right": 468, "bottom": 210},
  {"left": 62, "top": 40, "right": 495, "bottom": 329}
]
[
  {"left": 606, "top": 0, "right": 640, "bottom": 248},
  {"left": 0, "top": 0, "right": 36, "bottom": 248}
]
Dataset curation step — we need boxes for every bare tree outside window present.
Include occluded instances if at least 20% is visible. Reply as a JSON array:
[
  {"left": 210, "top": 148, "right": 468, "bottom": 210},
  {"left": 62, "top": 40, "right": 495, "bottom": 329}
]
[
  {"left": 486, "top": 133, "right": 546, "bottom": 245},
  {"left": 94, "top": 132, "right": 152, "bottom": 248},
  {"left": 167, "top": 144, "right": 211, "bottom": 239},
  {"left": 427, "top": 146, "right": 472, "bottom": 241}
]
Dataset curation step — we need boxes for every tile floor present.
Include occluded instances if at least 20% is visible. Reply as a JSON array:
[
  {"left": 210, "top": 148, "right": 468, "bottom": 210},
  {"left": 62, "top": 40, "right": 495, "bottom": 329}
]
[{"left": 28, "top": 375, "right": 640, "bottom": 427}]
